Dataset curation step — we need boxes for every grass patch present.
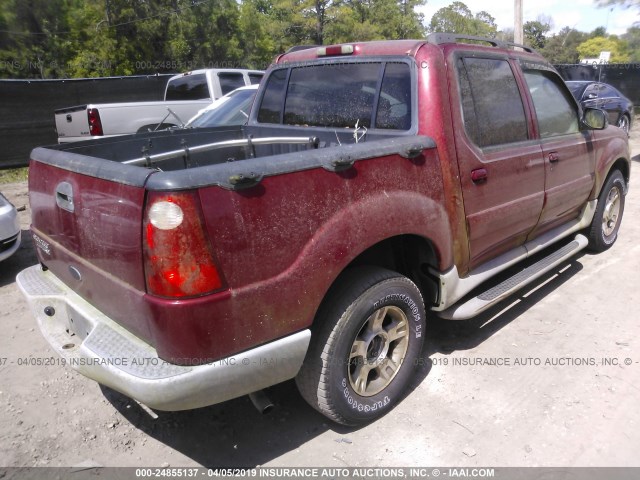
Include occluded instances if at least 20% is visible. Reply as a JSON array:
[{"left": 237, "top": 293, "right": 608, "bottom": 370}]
[{"left": 0, "top": 167, "right": 28, "bottom": 184}]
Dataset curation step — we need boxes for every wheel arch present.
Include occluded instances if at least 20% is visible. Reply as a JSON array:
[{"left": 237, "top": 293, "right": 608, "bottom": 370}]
[
  {"left": 310, "top": 234, "right": 440, "bottom": 330},
  {"left": 604, "top": 158, "right": 630, "bottom": 195}
]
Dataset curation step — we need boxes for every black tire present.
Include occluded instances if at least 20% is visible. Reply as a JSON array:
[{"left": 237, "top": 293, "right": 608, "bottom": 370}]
[
  {"left": 587, "top": 169, "right": 626, "bottom": 252},
  {"left": 296, "top": 266, "right": 426, "bottom": 426},
  {"left": 616, "top": 114, "right": 630, "bottom": 135}
]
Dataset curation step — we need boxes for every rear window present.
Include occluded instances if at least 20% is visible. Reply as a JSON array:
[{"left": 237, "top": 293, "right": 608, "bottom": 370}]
[
  {"left": 257, "top": 62, "right": 412, "bottom": 130},
  {"left": 165, "top": 74, "right": 210, "bottom": 100},
  {"left": 218, "top": 73, "right": 246, "bottom": 95}
]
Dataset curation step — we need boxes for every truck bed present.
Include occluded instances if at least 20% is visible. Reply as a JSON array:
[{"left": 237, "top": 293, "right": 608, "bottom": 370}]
[{"left": 29, "top": 126, "right": 440, "bottom": 363}]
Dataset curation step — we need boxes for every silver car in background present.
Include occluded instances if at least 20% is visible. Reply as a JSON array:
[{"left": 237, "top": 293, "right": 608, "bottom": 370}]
[{"left": 0, "top": 192, "right": 20, "bottom": 262}]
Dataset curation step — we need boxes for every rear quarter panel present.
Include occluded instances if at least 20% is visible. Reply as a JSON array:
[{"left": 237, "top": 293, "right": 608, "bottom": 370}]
[{"left": 144, "top": 148, "right": 452, "bottom": 362}]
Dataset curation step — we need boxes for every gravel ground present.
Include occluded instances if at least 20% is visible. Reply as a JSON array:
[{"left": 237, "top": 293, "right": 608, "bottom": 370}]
[{"left": 0, "top": 125, "right": 638, "bottom": 469}]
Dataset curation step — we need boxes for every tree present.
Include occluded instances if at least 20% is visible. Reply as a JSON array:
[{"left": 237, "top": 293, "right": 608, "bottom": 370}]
[
  {"left": 596, "top": 0, "right": 640, "bottom": 8},
  {"left": 0, "top": 0, "right": 431, "bottom": 79},
  {"left": 540, "top": 27, "right": 589, "bottom": 64},
  {"left": 0, "top": 0, "right": 76, "bottom": 78},
  {"left": 328, "top": 0, "right": 425, "bottom": 42},
  {"left": 524, "top": 19, "right": 551, "bottom": 49},
  {"left": 428, "top": 1, "right": 497, "bottom": 37},
  {"left": 621, "top": 26, "right": 640, "bottom": 61},
  {"left": 576, "top": 35, "right": 630, "bottom": 63}
]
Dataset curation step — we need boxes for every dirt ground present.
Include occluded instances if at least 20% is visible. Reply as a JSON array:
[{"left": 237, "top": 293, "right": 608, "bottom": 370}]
[{"left": 0, "top": 126, "right": 639, "bottom": 469}]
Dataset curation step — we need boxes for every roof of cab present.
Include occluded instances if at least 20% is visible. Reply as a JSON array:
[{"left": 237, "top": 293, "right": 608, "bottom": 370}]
[{"left": 275, "top": 33, "right": 542, "bottom": 65}]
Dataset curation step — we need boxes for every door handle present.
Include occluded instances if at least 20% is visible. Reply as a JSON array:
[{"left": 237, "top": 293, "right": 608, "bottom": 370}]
[
  {"left": 55, "top": 182, "right": 75, "bottom": 213},
  {"left": 471, "top": 168, "right": 488, "bottom": 184},
  {"left": 548, "top": 152, "right": 560, "bottom": 163}
]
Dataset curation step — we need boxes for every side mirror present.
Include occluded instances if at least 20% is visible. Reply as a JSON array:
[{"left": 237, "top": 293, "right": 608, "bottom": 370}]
[{"left": 582, "top": 108, "right": 607, "bottom": 130}]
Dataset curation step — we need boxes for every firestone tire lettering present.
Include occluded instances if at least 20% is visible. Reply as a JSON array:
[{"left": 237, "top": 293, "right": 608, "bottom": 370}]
[{"left": 295, "top": 266, "right": 426, "bottom": 426}]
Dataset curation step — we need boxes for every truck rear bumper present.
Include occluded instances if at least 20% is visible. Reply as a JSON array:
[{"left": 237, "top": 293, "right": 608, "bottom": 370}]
[{"left": 16, "top": 265, "right": 311, "bottom": 411}]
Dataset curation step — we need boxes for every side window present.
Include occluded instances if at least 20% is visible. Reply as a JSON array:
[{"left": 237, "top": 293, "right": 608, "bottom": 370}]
[
  {"left": 524, "top": 70, "right": 579, "bottom": 138},
  {"left": 165, "top": 74, "right": 210, "bottom": 100},
  {"left": 583, "top": 84, "right": 598, "bottom": 100},
  {"left": 218, "top": 73, "right": 246, "bottom": 95},
  {"left": 457, "top": 57, "right": 528, "bottom": 148},
  {"left": 249, "top": 73, "right": 264, "bottom": 85},
  {"left": 257, "top": 69, "right": 287, "bottom": 124},
  {"left": 375, "top": 63, "right": 412, "bottom": 130},
  {"left": 599, "top": 85, "right": 616, "bottom": 98}
]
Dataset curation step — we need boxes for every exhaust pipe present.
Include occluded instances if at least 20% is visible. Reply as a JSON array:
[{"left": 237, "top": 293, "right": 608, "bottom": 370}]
[{"left": 248, "top": 390, "right": 274, "bottom": 414}]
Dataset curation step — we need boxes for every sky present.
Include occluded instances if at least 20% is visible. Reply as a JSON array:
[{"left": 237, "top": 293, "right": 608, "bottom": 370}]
[{"left": 417, "top": 0, "right": 640, "bottom": 36}]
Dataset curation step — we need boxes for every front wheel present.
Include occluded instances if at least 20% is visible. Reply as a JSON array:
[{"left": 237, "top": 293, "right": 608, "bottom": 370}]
[
  {"left": 296, "top": 267, "right": 426, "bottom": 426},
  {"left": 587, "top": 170, "right": 626, "bottom": 252},
  {"left": 617, "top": 114, "right": 630, "bottom": 135}
]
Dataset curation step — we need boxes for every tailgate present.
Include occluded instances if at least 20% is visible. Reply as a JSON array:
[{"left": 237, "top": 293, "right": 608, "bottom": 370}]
[
  {"left": 55, "top": 105, "right": 90, "bottom": 142},
  {"left": 29, "top": 147, "right": 156, "bottom": 342}
]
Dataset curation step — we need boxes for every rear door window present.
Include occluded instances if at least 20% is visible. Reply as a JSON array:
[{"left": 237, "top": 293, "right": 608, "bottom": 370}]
[{"left": 457, "top": 57, "right": 529, "bottom": 147}]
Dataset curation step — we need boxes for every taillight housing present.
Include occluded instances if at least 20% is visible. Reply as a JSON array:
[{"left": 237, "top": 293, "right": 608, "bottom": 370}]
[
  {"left": 317, "top": 45, "right": 355, "bottom": 57},
  {"left": 143, "top": 191, "right": 225, "bottom": 298},
  {"left": 88, "top": 108, "right": 103, "bottom": 136}
]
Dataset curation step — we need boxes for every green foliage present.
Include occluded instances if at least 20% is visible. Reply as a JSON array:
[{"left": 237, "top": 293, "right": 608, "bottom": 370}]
[
  {"left": 0, "top": 167, "right": 28, "bottom": 184},
  {"left": 622, "top": 26, "right": 640, "bottom": 61},
  {"left": 540, "top": 27, "right": 589, "bottom": 64},
  {"left": 524, "top": 20, "right": 551, "bottom": 49},
  {"left": 428, "top": 1, "right": 497, "bottom": 37},
  {"left": 596, "top": 0, "right": 640, "bottom": 8},
  {"left": 1, "top": 0, "right": 638, "bottom": 80},
  {"left": 0, "top": 0, "right": 427, "bottom": 78},
  {"left": 576, "top": 36, "right": 630, "bottom": 63}
]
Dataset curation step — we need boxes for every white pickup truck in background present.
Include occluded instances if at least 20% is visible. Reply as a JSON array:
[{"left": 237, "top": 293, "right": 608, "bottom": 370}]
[{"left": 54, "top": 69, "right": 264, "bottom": 143}]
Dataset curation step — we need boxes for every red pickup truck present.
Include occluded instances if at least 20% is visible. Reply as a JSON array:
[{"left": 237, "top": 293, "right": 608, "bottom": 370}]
[{"left": 18, "top": 34, "right": 630, "bottom": 426}]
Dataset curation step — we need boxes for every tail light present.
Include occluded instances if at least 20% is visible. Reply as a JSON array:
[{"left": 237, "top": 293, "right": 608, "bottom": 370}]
[
  {"left": 143, "top": 191, "right": 225, "bottom": 298},
  {"left": 87, "top": 108, "right": 103, "bottom": 136}
]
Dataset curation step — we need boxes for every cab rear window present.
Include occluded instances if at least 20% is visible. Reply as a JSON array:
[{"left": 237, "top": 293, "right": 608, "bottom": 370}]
[
  {"left": 257, "top": 62, "right": 412, "bottom": 130},
  {"left": 165, "top": 74, "right": 209, "bottom": 100}
]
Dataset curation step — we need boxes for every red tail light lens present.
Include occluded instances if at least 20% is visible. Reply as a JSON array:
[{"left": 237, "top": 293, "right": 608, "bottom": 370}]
[
  {"left": 88, "top": 108, "right": 103, "bottom": 136},
  {"left": 143, "top": 191, "right": 225, "bottom": 298}
]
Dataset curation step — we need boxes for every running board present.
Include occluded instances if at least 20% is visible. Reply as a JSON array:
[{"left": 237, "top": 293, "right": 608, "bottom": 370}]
[{"left": 438, "top": 234, "right": 588, "bottom": 320}]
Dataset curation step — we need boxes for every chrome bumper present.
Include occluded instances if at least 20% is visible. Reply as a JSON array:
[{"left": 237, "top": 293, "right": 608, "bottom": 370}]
[{"left": 16, "top": 265, "right": 311, "bottom": 411}]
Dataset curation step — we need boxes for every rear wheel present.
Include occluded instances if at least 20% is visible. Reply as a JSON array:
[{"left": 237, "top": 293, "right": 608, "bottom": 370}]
[
  {"left": 296, "top": 267, "right": 426, "bottom": 426},
  {"left": 587, "top": 169, "right": 626, "bottom": 252}
]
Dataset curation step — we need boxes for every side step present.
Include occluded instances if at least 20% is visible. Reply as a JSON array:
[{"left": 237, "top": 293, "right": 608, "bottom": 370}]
[{"left": 438, "top": 234, "right": 588, "bottom": 320}]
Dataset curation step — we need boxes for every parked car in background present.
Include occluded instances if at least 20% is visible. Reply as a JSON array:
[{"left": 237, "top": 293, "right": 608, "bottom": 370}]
[
  {"left": 0, "top": 192, "right": 20, "bottom": 262},
  {"left": 55, "top": 69, "right": 264, "bottom": 143},
  {"left": 186, "top": 85, "right": 258, "bottom": 128},
  {"left": 566, "top": 81, "right": 634, "bottom": 134}
]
